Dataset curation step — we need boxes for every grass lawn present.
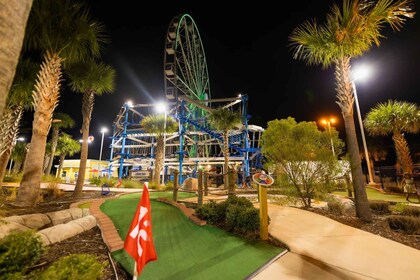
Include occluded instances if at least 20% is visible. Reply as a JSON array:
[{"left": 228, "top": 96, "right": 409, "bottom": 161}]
[
  {"left": 333, "top": 188, "right": 408, "bottom": 203},
  {"left": 101, "top": 191, "right": 284, "bottom": 279}
]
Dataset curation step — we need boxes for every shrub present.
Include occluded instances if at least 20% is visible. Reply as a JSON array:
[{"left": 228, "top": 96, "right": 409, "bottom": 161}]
[
  {"left": 195, "top": 201, "right": 225, "bottom": 224},
  {"left": 90, "top": 177, "right": 102, "bottom": 186},
  {"left": 387, "top": 215, "right": 420, "bottom": 234},
  {"left": 0, "top": 230, "right": 44, "bottom": 276},
  {"left": 43, "top": 183, "right": 64, "bottom": 199},
  {"left": 369, "top": 200, "right": 390, "bottom": 214},
  {"left": 227, "top": 205, "right": 260, "bottom": 234},
  {"left": 2, "top": 173, "right": 23, "bottom": 183},
  {"left": 402, "top": 206, "right": 420, "bottom": 217},
  {"left": 41, "top": 174, "right": 62, "bottom": 183},
  {"left": 121, "top": 179, "right": 143, "bottom": 189},
  {"left": 327, "top": 201, "right": 345, "bottom": 215},
  {"left": 39, "top": 254, "right": 106, "bottom": 280},
  {"left": 390, "top": 202, "right": 409, "bottom": 215}
]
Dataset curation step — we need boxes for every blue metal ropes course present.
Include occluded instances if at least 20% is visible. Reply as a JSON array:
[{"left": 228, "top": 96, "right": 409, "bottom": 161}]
[{"left": 107, "top": 95, "right": 264, "bottom": 183}]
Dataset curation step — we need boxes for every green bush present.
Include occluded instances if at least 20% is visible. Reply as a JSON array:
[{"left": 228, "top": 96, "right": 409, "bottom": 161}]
[
  {"left": 196, "top": 196, "right": 260, "bottom": 239},
  {"left": 2, "top": 173, "right": 23, "bottom": 183},
  {"left": 121, "top": 179, "right": 142, "bottom": 189},
  {"left": 387, "top": 215, "right": 420, "bottom": 234},
  {"left": 0, "top": 272, "right": 22, "bottom": 280},
  {"left": 0, "top": 230, "right": 44, "bottom": 276},
  {"left": 369, "top": 200, "right": 390, "bottom": 214},
  {"left": 390, "top": 202, "right": 410, "bottom": 215},
  {"left": 402, "top": 206, "right": 420, "bottom": 217},
  {"left": 41, "top": 174, "right": 62, "bottom": 183},
  {"left": 89, "top": 177, "right": 102, "bottom": 186},
  {"left": 195, "top": 201, "right": 226, "bottom": 224},
  {"left": 39, "top": 254, "right": 106, "bottom": 280},
  {"left": 226, "top": 205, "right": 260, "bottom": 234},
  {"left": 327, "top": 201, "right": 345, "bottom": 215}
]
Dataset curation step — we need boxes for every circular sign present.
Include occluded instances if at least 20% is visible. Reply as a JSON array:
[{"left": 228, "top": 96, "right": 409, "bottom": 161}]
[
  {"left": 252, "top": 172, "right": 274, "bottom": 186},
  {"left": 88, "top": 136, "right": 94, "bottom": 142}
]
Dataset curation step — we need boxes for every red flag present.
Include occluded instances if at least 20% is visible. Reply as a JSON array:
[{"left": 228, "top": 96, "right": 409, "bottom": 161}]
[{"left": 124, "top": 184, "right": 157, "bottom": 276}]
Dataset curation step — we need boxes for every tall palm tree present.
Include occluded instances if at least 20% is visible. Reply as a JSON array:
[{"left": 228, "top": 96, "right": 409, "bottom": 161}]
[
  {"left": 45, "top": 112, "right": 75, "bottom": 175},
  {"left": 0, "top": 58, "right": 37, "bottom": 184},
  {"left": 0, "top": 58, "right": 37, "bottom": 157},
  {"left": 11, "top": 142, "right": 28, "bottom": 174},
  {"left": 288, "top": 0, "right": 414, "bottom": 222},
  {"left": 0, "top": 0, "right": 33, "bottom": 117},
  {"left": 140, "top": 114, "right": 178, "bottom": 186},
  {"left": 207, "top": 107, "right": 242, "bottom": 195},
  {"left": 56, "top": 133, "right": 81, "bottom": 179},
  {"left": 15, "top": 0, "right": 107, "bottom": 206},
  {"left": 67, "top": 60, "right": 115, "bottom": 198},
  {"left": 364, "top": 100, "right": 419, "bottom": 175}
]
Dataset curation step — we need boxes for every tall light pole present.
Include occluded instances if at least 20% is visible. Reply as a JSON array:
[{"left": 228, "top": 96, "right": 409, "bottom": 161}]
[
  {"left": 156, "top": 102, "right": 167, "bottom": 185},
  {"left": 321, "top": 118, "right": 336, "bottom": 157},
  {"left": 98, "top": 127, "right": 108, "bottom": 177},
  {"left": 8, "top": 137, "right": 25, "bottom": 175},
  {"left": 352, "top": 65, "right": 375, "bottom": 185}
]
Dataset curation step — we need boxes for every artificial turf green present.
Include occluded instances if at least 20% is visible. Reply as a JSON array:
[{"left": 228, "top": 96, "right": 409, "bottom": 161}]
[{"left": 102, "top": 192, "right": 284, "bottom": 279}]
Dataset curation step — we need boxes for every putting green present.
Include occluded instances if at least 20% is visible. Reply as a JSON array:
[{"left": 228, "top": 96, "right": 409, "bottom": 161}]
[{"left": 101, "top": 192, "right": 284, "bottom": 279}]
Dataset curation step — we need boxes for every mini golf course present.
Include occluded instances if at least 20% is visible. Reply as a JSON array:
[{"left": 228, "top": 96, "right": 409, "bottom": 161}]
[{"left": 101, "top": 192, "right": 285, "bottom": 279}]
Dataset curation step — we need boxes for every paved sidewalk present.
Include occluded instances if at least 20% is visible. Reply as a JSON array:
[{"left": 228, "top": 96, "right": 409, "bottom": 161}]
[{"left": 252, "top": 204, "right": 420, "bottom": 280}]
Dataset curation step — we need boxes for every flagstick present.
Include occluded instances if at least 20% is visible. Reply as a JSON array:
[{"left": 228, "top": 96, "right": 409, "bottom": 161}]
[{"left": 133, "top": 262, "right": 138, "bottom": 280}]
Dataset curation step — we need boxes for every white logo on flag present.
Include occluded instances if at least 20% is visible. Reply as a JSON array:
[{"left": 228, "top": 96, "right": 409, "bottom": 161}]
[{"left": 129, "top": 206, "right": 150, "bottom": 257}]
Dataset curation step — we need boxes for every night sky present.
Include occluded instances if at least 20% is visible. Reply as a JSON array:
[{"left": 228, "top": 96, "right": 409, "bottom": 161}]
[{"left": 28, "top": 0, "right": 420, "bottom": 161}]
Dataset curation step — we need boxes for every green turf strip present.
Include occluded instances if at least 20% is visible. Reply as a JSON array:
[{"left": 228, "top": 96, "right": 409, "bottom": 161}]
[
  {"left": 333, "top": 188, "right": 408, "bottom": 203},
  {"left": 102, "top": 192, "right": 284, "bottom": 279}
]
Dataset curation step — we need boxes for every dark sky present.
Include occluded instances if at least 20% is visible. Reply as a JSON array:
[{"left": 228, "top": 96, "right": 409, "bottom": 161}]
[{"left": 47, "top": 0, "right": 419, "bottom": 160}]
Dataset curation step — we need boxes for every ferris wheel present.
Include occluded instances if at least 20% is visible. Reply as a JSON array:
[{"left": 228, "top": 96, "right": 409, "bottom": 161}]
[{"left": 164, "top": 14, "right": 211, "bottom": 103}]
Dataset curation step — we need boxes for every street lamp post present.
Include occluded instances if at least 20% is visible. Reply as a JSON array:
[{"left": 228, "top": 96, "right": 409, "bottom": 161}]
[
  {"left": 98, "top": 127, "right": 108, "bottom": 177},
  {"left": 8, "top": 137, "right": 25, "bottom": 175},
  {"left": 352, "top": 81, "right": 375, "bottom": 185},
  {"left": 321, "top": 118, "right": 336, "bottom": 157},
  {"left": 156, "top": 102, "right": 167, "bottom": 185}
]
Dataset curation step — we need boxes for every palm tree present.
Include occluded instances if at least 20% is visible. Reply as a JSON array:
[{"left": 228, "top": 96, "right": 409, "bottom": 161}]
[
  {"left": 288, "top": 0, "right": 414, "bottom": 222},
  {"left": 0, "top": 58, "right": 37, "bottom": 157},
  {"left": 140, "top": 114, "right": 178, "bottom": 186},
  {"left": 15, "top": 0, "right": 107, "bottom": 206},
  {"left": 56, "top": 133, "right": 81, "bottom": 179},
  {"left": 0, "top": 58, "right": 37, "bottom": 184},
  {"left": 207, "top": 107, "right": 242, "bottom": 195},
  {"left": 0, "top": 0, "right": 33, "bottom": 117},
  {"left": 67, "top": 60, "right": 115, "bottom": 198},
  {"left": 11, "top": 142, "right": 28, "bottom": 174},
  {"left": 364, "top": 100, "right": 419, "bottom": 175},
  {"left": 45, "top": 112, "right": 75, "bottom": 175}
]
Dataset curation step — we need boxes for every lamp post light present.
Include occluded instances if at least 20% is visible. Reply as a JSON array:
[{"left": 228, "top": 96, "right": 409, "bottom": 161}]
[
  {"left": 321, "top": 118, "right": 336, "bottom": 157},
  {"left": 352, "top": 65, "right": 375, "bottom": 185},
  {"left": 156, "top": 102, "right": 167, "bottom": 185},
  {"left": 98, "top": 127, "right": 108, "bottom": 177},
  {"left": 8, "top": 137, "right": 25, "bottom": 175}
]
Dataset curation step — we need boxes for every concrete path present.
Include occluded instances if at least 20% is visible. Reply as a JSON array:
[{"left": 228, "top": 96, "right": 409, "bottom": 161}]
[{"left": 251, "top": 204, "right": 420, "bottom": 280}]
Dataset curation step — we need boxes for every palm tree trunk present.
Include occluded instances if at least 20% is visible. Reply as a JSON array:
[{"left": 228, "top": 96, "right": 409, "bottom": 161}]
[
  {"left": 56, "top": 154, "right": 65, "bottom": 178},
  {"left": 154, "top": 136, "right": 164, "bottom": 185},
  {"left": 336, "top": 59, "right": 372, "bottom": 222},
  {"left": 0, "top": 0, "right": 33, "bottom": 117},
  {"left": 392, "top": 132, "right": 413, "bottom": 174},
  {"left": 223, "top": 131, "right": 229, "bottom": 190},
  {"left": 15, "top": 52, "right": 63, "bottom": 207},
  {"left": 46, "top": 127, "right": 59, "bottom": 175},
  {"left": 0, "top": 150, "right": 11, "bottom": 183},
  {"left": 43, "top": 153, "right": 50, "bottom": 174},
  {"left": 13, "top": 160, "right": 22, "bottom": 173},
  {"left": 73, "top": 91, "right": 95, "bottom": 198}
]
